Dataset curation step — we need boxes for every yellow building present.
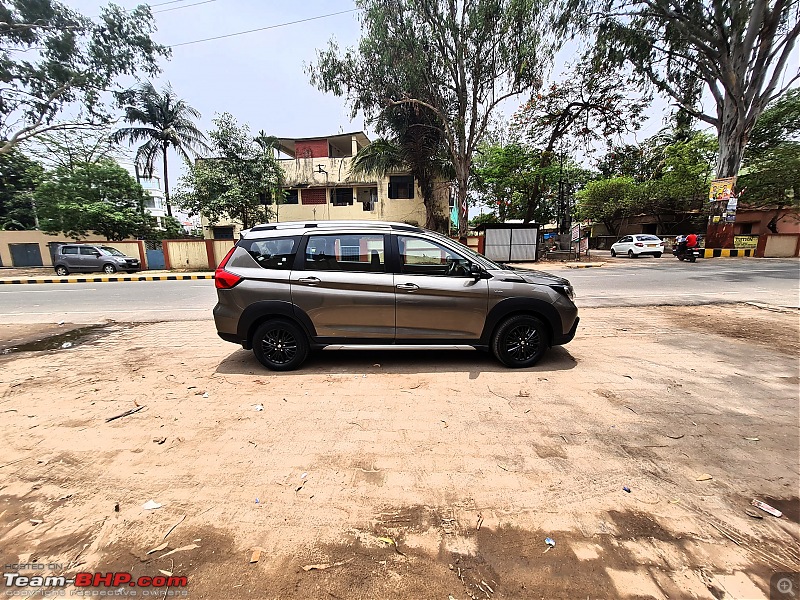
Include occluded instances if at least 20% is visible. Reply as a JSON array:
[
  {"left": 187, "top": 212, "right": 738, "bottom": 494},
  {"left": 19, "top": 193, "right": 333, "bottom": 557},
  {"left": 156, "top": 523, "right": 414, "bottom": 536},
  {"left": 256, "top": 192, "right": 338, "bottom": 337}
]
[{"left": 202, "top": 131, "right": 450, "bottom": 239}]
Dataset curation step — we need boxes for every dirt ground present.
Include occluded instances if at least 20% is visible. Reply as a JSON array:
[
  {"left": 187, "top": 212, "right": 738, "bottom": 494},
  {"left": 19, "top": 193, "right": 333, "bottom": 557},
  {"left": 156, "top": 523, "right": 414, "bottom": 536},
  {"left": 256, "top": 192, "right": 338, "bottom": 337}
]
[{"left": 0, "top": 304, "right": 798, "bottom": 600}]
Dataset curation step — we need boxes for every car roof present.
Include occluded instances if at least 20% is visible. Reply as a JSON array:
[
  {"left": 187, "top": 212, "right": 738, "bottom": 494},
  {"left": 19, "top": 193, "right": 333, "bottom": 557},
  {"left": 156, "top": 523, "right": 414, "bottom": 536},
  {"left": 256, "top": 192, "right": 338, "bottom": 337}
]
[{"left": 240, "top": 220, "right": 424, "bottom": 240}]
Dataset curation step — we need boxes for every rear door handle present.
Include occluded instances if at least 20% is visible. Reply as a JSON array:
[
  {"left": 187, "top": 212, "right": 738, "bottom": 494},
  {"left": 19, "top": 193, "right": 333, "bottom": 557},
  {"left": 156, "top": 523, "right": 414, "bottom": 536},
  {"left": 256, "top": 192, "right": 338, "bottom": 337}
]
[
  {"left": 297, "top": 277, "right": 320, "bottom": 285},
  {"left": 396, "top": 283, "right": 419, "bottom": 291}
]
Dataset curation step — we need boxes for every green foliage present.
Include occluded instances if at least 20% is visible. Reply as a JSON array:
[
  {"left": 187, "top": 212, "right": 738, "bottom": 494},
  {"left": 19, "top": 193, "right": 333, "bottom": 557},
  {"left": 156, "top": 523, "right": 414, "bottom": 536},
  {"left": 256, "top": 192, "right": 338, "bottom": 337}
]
[
  {"left": 309, "top": 0, "right": 554, "bottom": 235},
  {"left": 112, "top": 82, "right": 209, "bottom": 215},
  {"left": 738, "top": 90, "right": 800, "bottom": 230},
  {"left": 469, "top": 212, "right": 500, "bottom": 228},
  {"left": 23, "top": 126, "right": 127, "bottom": 171},
  {"left": 146, "top": 216, "right": 187, "bottom": 241},
  {"left": 0, "top": 150, "right": 43, "bottom": 229},
  {"left": 575, "top": 177, "right": 636, "bottom": 236},
  {"left": 0, "top": 0, "right": 169, "bottom": 154},
  {"left": 175, "top": 113, "right": 284, "bottom": 230},
  {"left": 473, "top": 142, "right": 592, "bottom": 224},
  {"left": 559, "top": 0, "right": 800, "bottom": 177},
  {"left": 35, "top": 160, "right": 151, "bottom": 240}
]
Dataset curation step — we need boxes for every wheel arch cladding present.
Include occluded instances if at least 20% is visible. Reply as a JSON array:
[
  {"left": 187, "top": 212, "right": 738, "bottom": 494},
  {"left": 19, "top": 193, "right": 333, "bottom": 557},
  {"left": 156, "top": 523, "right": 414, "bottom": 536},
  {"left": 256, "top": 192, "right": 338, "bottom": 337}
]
[
  {"left": 237, "top": 300, "right": 317, "bottom": 349},
  {"left": 480, "top": 298, "right": 560, "bottom": 346}
]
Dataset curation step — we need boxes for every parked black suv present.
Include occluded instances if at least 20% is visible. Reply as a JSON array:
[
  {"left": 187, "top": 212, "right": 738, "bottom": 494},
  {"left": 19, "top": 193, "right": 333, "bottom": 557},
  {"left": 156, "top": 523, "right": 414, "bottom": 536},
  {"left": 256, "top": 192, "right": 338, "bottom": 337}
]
[{"left": 213, "top": 221, "right": 579, "bottom": 371}]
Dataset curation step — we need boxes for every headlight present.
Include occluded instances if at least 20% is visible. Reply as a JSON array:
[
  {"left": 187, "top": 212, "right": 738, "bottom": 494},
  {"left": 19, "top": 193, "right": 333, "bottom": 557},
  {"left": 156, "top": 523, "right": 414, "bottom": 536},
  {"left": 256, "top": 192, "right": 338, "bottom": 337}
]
[
  {"left": 115, "top": 257, "right": 127, "bottom": 263},
  {"left": 550, "top": 284, "right": 574, "bottom": 300}
]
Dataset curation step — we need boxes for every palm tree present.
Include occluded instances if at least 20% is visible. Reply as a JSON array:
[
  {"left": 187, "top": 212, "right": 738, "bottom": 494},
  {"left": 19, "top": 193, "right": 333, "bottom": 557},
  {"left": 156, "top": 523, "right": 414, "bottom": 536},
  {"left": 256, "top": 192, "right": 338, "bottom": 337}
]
[
  {"left": 112, "top": 82, "right": 209, "bottom": 217},
  {"left": 349, "top": 105, "right": 453, "bottom": 231}
]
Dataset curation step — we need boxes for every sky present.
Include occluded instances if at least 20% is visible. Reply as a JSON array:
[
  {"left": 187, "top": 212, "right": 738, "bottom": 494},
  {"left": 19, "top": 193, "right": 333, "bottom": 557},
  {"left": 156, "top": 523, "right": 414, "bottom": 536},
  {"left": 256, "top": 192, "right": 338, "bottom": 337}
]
[{"left": 64, "top": 0, "right": 797, "bottom": 194}]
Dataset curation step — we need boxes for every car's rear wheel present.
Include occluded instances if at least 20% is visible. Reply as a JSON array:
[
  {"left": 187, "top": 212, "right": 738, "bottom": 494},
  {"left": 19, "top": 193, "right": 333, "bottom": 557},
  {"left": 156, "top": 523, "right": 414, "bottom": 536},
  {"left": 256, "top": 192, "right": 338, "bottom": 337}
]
[
  {"left": 55, "top": 265, "right": 69, "bottom": 276},
  {"left": 491, "top": 315, "right": 549, "bottom": 368},
  {"left": 610, "top": 249, "right": 616, "bottom": 257},
  {"left": 253, "top": 319, "right": 309, "bottom": 371},
  {"left": 628, "top": 250, "right": 635, "bottom": 258},
  {"left": 655, "top": 252, "right": 662, "bottom": 258},
  {"left": 103, "top": 263, "right": 117, "bottom": 274}
]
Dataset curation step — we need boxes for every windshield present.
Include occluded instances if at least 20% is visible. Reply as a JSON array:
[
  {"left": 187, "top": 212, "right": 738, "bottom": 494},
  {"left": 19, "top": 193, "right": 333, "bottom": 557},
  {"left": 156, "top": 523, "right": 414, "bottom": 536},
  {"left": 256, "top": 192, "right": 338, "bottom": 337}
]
[
  {"left": 100, "top": 247, "right": 126, "bottom": 257},
  {"left": 425, "top": 231, "right": 504, "bottom": 270}
]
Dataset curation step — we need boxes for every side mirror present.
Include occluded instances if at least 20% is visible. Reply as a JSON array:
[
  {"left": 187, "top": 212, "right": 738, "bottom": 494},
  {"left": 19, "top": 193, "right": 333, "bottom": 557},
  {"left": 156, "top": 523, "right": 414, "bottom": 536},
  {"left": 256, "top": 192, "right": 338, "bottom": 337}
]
[
  {"left": 93, "top": 251, "right": 101, "bottom": 257},
  {"left": 469, "top": 263, "right": 482, "bottom": 281}
]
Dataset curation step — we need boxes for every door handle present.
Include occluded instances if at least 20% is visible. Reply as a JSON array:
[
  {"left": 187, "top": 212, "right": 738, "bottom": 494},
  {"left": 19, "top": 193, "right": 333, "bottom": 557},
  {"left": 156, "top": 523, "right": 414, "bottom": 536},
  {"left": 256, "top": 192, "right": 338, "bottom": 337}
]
[
  {"left": 396, "top": 283, "right": 419, "bottom": 291},
  {"left": 297, "top": 277, "right": 320, "bottom": 285}
]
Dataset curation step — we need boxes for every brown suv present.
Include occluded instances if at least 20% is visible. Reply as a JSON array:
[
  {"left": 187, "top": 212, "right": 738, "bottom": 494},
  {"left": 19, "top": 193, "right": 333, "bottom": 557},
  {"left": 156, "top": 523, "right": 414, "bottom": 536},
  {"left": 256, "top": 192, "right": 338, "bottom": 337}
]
[{"left": 213, "top": 221, "right": 579, "bottom": 370}]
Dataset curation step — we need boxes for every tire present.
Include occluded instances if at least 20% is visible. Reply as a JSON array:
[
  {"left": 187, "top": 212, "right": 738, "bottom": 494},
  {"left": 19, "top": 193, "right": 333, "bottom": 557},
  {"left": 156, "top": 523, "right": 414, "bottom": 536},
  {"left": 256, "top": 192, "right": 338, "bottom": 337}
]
[
  {"left": 54, "top": 265, "right": 69, "bottom": 276},
  {"left": 628, "top": 250, "right": 635, "bottom": 258},
  {"left": 688, "top": 255, "right": 697, "bottom": 263},
  {"left": 103, "top": 263, "right": 117, "bottom": 274},
  {"left": 678, "top": 256, "right": 685, "bottom": 261},
  {"left": 655, "top": 252, "right": 662, "bottom": 258},
  {"left": 491, "top": 315, "right": 549, "bottom": 368},
  {"left": 252, "top": 319, "right": 309, "bottom": 371},
  {"left": 610, "top": 249, "right": 616, "bottom": 257}
]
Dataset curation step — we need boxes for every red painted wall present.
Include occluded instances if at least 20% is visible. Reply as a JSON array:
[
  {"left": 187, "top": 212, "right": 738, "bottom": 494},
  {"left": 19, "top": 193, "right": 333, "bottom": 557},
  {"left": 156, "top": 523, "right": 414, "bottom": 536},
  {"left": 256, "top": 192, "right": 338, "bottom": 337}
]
[
  {"left": 295, "top": 139, "right": 329, "bottom": 159},
  {"left": 301, "top": 188, "right": 327, "bottom": 205}
]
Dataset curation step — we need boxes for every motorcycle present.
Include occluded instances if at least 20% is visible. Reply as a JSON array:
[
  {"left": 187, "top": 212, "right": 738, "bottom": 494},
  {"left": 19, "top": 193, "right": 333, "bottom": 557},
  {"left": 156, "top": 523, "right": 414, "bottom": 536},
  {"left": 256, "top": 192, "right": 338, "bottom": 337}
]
[{"left": 673, "top": 244, "right": 702, "bottom": 262}]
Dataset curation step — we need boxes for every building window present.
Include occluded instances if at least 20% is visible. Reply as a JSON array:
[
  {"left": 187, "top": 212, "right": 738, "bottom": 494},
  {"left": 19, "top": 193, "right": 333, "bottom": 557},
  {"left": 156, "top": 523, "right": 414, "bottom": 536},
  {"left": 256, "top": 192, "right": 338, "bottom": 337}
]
[
  {"left": 283, "top": 189, "right": 299, "bottom": 204},
  {"left": 388, "top": 175, "right": 414, "bottom": 199},
  {"left": 301, "top": 188, "right": 327, "bottom": 205},
  {"left": 332, "top": 187, "right": 354, "bottom": 206},
  {"left": 213, "top": 226, "right": 234, "bottom": 239}
]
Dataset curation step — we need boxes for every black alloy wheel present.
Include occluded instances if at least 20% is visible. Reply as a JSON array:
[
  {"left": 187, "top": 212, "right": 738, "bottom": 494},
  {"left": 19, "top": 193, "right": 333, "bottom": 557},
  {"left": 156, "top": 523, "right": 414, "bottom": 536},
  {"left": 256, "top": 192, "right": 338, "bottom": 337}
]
[
  {"left": 253, "top": 319, "right": 309, "bottom": 371},
  {"left": 492, "top": 315, "right": 548, "bottom": 368}
]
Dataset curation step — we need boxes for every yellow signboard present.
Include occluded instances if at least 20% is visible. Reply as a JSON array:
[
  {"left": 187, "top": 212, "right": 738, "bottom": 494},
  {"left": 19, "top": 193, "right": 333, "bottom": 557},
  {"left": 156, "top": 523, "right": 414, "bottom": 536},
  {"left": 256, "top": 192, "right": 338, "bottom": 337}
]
[
  {"left": 734, "top": 235, "right": 759, "bottom": 249},
  {"left": 709, "top": 177, "right": 737, "bottom": 202}
]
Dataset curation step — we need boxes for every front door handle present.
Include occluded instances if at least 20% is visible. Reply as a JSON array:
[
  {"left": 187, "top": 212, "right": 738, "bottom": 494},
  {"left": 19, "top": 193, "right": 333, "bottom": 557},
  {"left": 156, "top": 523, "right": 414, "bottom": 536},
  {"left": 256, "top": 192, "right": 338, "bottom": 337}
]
[
  {"left": 297, "top": 277, "right": 320, "bottom": 285},
  {"left": 396, "top": 283, "right": 419, "bottom": 291}
]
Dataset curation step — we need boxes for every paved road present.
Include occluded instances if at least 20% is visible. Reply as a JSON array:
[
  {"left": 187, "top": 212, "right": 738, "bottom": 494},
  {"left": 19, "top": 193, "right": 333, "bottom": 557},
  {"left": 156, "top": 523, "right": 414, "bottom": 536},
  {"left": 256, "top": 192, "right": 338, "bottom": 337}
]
[{"left": 0, "top": 257, "right": 796, "bottom": 324}]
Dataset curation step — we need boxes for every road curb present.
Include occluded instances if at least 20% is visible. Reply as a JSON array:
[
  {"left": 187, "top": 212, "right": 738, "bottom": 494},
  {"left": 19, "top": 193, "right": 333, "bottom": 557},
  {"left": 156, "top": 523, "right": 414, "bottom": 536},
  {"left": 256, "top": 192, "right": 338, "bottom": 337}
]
[
  {"left": 564, "top": 262, "right": 606, "bottom": 269},
  {"left": 0, "top": 274, "right": 215, "bottom": 285}
]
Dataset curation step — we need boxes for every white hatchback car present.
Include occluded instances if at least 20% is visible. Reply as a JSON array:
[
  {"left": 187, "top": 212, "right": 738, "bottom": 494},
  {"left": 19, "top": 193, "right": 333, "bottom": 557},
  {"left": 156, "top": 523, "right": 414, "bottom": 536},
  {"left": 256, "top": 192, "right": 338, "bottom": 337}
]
[{"left": 610, "top": 234, "right": 664, "bottom": 258}]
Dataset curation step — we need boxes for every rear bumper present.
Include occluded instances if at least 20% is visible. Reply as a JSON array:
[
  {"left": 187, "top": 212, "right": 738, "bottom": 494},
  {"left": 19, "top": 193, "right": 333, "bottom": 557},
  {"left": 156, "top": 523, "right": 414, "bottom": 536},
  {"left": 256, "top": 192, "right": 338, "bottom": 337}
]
[
  {"left": 553, "top": 316, "right": 579, "bottom": 345},
  {"left": 217, "top": 331, "right": 243, "bottom": 346}
]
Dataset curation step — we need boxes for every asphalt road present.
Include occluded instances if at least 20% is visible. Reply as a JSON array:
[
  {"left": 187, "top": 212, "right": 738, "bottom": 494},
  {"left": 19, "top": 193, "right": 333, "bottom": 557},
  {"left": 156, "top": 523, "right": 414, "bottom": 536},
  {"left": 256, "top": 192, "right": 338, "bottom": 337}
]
[{"left": 0, "top": 257, "right": 797, "bottom": 324}]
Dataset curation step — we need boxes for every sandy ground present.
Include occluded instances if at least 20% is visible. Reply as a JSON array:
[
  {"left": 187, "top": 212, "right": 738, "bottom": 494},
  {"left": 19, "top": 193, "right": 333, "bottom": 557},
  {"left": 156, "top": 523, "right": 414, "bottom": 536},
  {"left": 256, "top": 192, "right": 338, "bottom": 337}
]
[{"left": 0, "top": 304, "right": 798, "bottom": 600}]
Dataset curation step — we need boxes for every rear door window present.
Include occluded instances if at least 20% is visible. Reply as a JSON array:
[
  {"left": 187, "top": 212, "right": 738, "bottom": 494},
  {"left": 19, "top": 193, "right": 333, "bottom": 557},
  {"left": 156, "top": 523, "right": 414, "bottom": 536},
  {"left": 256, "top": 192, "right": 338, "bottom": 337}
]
[
  {"left": 79, "top": 247, "right": 97, "bottom": 255},
  {"left": 61, "top": 246, "right": 79, "bottom": 255},
  {"left": 303, "top": 234, "right": 385, "bottom": 272}
]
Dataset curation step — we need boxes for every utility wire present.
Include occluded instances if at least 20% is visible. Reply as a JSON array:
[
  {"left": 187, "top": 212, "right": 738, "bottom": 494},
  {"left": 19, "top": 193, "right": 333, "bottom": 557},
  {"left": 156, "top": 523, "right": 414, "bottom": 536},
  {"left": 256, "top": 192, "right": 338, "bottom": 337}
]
[
  {"left": 168, "top": 8, "right": 359, "bottom": 48},
  {"left": 153, "top": 0, "right": 216, "bottom": 14}
]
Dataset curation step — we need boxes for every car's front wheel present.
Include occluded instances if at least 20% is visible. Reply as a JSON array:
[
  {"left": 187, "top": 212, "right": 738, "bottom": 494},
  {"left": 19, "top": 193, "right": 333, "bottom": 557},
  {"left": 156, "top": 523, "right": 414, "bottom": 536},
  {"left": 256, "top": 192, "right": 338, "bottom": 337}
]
[
  {"left": 103, "top": 263, "right": 117, "bottom": 274},
  {"left": 55, "top": 265, "right": 69, "bottom": 276},
  {"left": 491, "top": 315, "right": 549, "bottom": 368},
  {"left": 253, "top": 319, "right": 309, "bottom": 371}
]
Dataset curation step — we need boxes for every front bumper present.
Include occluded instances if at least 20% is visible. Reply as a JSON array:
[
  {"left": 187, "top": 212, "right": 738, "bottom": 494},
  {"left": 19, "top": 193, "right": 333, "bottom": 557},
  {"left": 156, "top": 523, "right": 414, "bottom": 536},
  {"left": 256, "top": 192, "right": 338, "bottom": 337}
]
[{"left": 553, "top": 316, "right": 579, "bottom": 345}]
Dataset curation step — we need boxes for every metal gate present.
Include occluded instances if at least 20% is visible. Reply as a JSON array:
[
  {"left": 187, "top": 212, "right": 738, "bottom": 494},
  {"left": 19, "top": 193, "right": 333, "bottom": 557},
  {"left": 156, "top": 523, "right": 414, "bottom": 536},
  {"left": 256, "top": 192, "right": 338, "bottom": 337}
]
[
  {"left": 146, "top": 248, "right": 165, "bottom": 270},
  {"left": 483, "top": 225, "right": 538, "bottom": 262},
  {"left": 9, "top": 243, "right": 44, "bottom": 267}
]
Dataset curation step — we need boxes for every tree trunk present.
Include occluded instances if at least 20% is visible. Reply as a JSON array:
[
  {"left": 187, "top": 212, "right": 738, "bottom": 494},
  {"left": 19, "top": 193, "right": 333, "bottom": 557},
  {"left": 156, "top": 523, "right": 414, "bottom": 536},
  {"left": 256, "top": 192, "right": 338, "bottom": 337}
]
[
  {"left": 162, "top": 144, "right": 172, "bottom": 218},
  {"left": 715, "top": 96, "right": 748, "bottom": 178},
  {"left": 456, "top": 170, "right": 469, "bottom": 240}
]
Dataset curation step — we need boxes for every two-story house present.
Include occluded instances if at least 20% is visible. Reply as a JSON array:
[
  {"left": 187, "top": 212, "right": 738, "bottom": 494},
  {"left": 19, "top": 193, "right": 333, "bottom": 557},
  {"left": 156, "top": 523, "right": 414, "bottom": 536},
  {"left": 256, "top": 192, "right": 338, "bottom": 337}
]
[{"left": 203, "top": 131, "right": 450, "bottom": 239}]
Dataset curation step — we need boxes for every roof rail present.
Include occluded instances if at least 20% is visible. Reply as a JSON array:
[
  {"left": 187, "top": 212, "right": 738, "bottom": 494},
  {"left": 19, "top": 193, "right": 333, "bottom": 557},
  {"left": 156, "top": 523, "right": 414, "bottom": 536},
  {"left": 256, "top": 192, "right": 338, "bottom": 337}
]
[{"left": 246, "top": 220, "right": 423, "bottom": 235}]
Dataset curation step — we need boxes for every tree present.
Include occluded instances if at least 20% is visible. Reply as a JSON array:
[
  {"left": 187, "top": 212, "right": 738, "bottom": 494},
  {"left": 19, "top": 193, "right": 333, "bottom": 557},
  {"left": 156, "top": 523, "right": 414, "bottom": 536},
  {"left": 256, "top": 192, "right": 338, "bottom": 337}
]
[
  {"left": 575, "top": 176, "right": 636, "bottom": 236},
  {"left": 349, "top": 105, "right": 453, "bottom": 232},
  {"left": 310, "top": 0, "right": 553, "bottom": 237},
  {"left": 510, "top": 60, "right": 650, "bottom": 222},
  {"left": 23, "top": 126, "right": 128, "bottom": 172},
  {"left": 175, "top": 113, "right": 284, "bottom": 230},
  {"left": 0, "top": 0, "right": 168, "bottom": 155},
  {"left": 738, "top": 89, "right": 800, "bottom": 232},
  {"left": 35, "top": 160, "right": 150, "bottom": 240},
  {"left": 111, "top": 82, "right": 209, "bottom": 217},
  {"left": 562, "top": 0, "right": 800, "bottom": 178},
  {"left": 0, "top": 150, "right": 43, "bottom": 229}
]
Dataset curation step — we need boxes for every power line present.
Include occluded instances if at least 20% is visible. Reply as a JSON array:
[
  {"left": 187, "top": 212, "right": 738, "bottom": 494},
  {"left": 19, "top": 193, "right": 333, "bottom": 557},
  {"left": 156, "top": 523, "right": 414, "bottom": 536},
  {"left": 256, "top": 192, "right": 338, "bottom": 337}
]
[
  {"left": 168, "top": 8, "right": 359, "bottom": 48},
  {"left": 153, "top": 0, "right": 217, "bottom": 14}
]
